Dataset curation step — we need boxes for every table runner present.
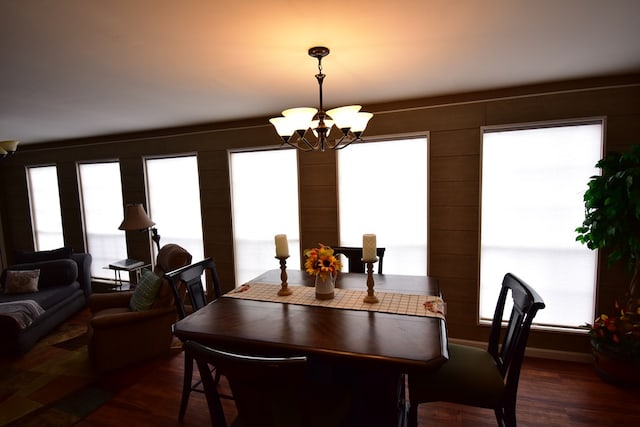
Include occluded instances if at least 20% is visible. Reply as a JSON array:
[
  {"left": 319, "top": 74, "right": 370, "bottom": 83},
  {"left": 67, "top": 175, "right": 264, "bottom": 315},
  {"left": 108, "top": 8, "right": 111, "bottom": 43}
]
[{"left": 225, "top": 283, "right": 446, "bottom": 319}]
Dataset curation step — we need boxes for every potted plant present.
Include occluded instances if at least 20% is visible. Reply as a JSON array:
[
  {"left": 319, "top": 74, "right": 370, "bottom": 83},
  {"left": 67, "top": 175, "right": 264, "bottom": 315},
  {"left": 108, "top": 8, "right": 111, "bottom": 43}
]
[{"left": 576, "top": 144, "right": 640, "bottom": 385}]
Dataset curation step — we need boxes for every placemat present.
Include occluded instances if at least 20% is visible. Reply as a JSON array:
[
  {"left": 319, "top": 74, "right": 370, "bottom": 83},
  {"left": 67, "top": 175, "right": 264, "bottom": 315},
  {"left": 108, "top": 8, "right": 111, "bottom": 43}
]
[{"left": 225, "top": 283, "right": 445, "bottom": 319}]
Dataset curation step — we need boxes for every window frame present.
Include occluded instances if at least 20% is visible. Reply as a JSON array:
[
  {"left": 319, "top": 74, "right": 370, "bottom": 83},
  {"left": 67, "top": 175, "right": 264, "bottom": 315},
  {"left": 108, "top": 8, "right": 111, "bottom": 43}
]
[
  {"left": 336, "top": 133, "right": 429, "bottom": 276},
  {"left": 26, "top": 164, "right": 65, "bottom": 251},
  {"left": 479, "top": 117, "right": 605, "bottom": 331},
  {"left": 143, "top": 153, "right": 205, "bottom": 263},
  {"left": 228, "top": 146, "right": 301, "bottom": 287},
  {"left": 77, "top": 159, "right": 127, "bottom": 280}
]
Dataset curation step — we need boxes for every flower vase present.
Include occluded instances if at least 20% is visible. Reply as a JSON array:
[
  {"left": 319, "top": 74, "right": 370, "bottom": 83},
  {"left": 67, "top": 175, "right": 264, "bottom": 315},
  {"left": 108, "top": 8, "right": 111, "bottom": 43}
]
[{"left": 315, "top": 273, "right": 335, "bottom": 300}]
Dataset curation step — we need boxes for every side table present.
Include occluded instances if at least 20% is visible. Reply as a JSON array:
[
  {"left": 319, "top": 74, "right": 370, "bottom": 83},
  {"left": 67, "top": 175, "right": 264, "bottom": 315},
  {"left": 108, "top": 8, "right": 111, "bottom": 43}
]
[{"left": 104, "top": 259, "right": 151, "bottom": 290}]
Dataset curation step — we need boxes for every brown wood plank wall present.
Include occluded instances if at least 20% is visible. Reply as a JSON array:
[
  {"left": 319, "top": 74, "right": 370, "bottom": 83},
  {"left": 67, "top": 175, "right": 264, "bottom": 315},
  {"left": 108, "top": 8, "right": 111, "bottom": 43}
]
[{"left": 1, "top": 74, "right": 639, "bottom": 354}]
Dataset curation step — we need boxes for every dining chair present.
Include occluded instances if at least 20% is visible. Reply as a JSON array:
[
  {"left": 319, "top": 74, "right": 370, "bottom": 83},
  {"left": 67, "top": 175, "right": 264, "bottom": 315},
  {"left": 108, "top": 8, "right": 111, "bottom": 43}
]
[
  {"left": 165, "top": 258, "right": 223, "bottom": 421},
  {"left": 407, "top": 273, "right": 545, "bottom": 427},
  {"left": 332, "top": 246, "right": 385, "bottom": 274},
  {"left": 183, "top": 340, "right": 352, "bottom": 427}
]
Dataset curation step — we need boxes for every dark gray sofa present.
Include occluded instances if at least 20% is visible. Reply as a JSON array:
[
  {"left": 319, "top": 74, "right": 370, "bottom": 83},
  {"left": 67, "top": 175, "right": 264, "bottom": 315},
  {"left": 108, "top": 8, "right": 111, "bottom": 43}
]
[{"left": 0, "top": 249, "right": 92, "bottom": 356}]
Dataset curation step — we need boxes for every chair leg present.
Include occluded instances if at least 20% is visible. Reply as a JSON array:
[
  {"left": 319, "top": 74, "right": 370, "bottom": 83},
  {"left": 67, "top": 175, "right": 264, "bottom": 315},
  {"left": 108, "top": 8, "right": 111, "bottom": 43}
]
[
  {"left": 407, "top": 401, "right": 419, "bottom": 427},
  {"left": 496, "top": 404, "right": 516, "bottom": 427},
  {"left": 178, "top": 354, "right": 194, "bottom": 420}
]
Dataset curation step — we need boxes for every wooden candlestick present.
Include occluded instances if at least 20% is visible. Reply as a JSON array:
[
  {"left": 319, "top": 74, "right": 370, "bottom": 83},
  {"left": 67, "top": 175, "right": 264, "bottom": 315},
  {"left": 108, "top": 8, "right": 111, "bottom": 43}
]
[
  {"left": 363, "top": 258, "right": 379, "bottom": 304},
  {"left": 276, "top": 256, "right": 293, "bottom": 296}
]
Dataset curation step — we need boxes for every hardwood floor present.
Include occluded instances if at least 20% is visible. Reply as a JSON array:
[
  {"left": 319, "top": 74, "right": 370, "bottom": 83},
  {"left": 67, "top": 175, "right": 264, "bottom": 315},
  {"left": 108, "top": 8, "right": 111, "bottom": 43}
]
[{"left": 75, "top": 349, "right": 640, "bottom": 427}]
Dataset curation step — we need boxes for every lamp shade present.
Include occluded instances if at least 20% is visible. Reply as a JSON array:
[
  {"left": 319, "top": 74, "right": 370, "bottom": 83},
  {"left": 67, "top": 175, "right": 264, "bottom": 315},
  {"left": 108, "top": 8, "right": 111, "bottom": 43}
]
[
  {"left": 350, "top": 112, "right": 374, "bottom": 133},
  {"left": 118, "top": 203, "right": 155, "bottom": 230},
  {"left": 282, "top": 107, "right": 317, "bottom": 131},
  {"left": 0, "top": 140, "right": 19, "bottom": 153},
  {"left": 269, "top": 117, "right": 297, "bottom": 137},
  {"left": 326, "top": 105, "right": 361, "bottom": 129}
]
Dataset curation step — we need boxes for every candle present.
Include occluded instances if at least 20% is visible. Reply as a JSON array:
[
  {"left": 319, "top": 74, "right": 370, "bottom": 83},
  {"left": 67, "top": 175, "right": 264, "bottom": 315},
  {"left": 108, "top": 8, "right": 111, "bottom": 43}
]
[
  {"left": 275, "top": 234, "right": 289, "bottom": 258},
  {"left": 362, "top": 234, "right": 377, "bottom": 262}
]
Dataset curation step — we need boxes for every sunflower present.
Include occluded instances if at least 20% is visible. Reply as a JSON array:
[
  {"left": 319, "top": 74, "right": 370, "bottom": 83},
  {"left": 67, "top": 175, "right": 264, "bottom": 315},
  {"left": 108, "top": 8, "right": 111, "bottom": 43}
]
[{"left": 304, "top": 244, "right": 342, "bottom": 281}]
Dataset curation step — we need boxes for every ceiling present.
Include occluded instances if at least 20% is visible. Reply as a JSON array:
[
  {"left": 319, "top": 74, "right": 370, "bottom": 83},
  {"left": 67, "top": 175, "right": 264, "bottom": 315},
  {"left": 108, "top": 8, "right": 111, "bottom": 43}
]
[{"left": 2, "top": 1, "right": 640, "bottom": 145}]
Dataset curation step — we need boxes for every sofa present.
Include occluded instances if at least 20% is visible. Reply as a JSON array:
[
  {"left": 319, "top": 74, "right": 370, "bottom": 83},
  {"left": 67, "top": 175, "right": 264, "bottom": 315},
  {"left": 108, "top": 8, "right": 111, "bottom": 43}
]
[{"left": 0, "top": 247, "right": 92, "bottom": 356}]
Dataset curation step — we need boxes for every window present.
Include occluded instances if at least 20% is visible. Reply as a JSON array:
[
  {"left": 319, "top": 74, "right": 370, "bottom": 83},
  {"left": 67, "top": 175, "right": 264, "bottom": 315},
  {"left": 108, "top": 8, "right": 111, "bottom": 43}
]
[
  {"left": 78, "top": 161, "right": 127, "bottom": 279},
  {"left": 26, "top": 165, "right": 64, "bottom": 250},
  {"left": 337, "top": 137, "right": 428, "bottom": 275},
  {"left": 145, "top": 155, "right": 204, "bottom": 263},
  {"left": 230, "top": 149, "right": 300, "bottom": 287},
  {"left": 480, "top": 120, "right": 603, "bottom": 329}
]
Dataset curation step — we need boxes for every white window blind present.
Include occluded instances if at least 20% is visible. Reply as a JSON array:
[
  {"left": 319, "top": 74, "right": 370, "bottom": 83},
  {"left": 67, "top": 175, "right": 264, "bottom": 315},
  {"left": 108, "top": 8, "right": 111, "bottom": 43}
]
[
  {"left": 230, "top": 149, "right": 300, "bottom": 287},
  {"left": 78, "top": 162, "right": 127, "bottom": 278},
  {"left": 337, "top": 137, "right": 428, "bottom": 275},
  {"left": 145, "top": 156, "right": 204, "bottom": 263},
  {"left": 480, "top": 121, "right": 602, "bottom": 328},
  {"left": 27, "top": 165, "right": 64, "bottom": 250}
]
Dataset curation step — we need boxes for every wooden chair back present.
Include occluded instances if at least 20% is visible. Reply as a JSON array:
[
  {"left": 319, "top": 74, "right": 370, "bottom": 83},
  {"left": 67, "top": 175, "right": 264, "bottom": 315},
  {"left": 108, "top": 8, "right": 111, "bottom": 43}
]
[
  {"left": 332, "top": 246, "right": 385, "bottom": 274},
  {"left": 184, "top": 340, "right": 309, "bottom": 427},
  {"left": 165, "top": 257, "right": 222, "bottom": 319},
  {"left": 489, "top": 272, "right": 546, "bottom": 419}
]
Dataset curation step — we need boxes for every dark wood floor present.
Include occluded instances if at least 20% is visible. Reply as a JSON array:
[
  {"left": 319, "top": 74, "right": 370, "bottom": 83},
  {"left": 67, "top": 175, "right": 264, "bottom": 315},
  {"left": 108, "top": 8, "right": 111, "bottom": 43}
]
[{"left": 75, "top": 347, "right": 640, "bottom": 427}]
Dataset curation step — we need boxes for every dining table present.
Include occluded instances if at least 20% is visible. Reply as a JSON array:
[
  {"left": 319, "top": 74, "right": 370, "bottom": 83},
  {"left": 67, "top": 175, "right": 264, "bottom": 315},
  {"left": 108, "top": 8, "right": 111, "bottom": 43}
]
[{"left": 173, "top": 269, "right": 449, "bottom": 427}]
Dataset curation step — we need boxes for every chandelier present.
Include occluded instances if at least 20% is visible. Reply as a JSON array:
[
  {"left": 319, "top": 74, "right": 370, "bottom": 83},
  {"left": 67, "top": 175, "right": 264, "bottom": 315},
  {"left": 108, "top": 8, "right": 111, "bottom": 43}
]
[{"left": 269, "top": 46, "right": 373, "bottom": 152}]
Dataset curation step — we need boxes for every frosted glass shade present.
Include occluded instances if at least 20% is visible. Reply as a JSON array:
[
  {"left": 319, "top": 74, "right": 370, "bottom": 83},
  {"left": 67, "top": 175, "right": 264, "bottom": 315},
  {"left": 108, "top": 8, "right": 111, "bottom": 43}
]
[
  {"left": 0, "top": 140, "right": 19, "bottom": 153},
  {"left": 326, "top": 105, "right": 361, "bottom": 129},
  {"left": 282, "top": 107, "right": 317, "bottom": 131},
  {"left": 269, "top": 117, "right": 296, "bottom": 137},
  {"left": 350, "top": 112, "right": 374, "bottom": 133}
]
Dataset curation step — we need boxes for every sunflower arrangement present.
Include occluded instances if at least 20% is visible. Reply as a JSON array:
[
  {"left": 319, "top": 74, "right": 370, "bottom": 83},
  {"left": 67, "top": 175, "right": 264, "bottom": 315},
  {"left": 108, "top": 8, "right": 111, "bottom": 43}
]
[{"left": 304, "top": 244, "right": 342, "bottom": 281}]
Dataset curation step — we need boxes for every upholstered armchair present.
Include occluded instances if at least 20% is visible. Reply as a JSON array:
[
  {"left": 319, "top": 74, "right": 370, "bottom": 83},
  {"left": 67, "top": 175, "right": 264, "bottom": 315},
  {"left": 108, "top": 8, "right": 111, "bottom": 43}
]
[{"left": 88, "top": 244, "right": 192, "bottom": 373}]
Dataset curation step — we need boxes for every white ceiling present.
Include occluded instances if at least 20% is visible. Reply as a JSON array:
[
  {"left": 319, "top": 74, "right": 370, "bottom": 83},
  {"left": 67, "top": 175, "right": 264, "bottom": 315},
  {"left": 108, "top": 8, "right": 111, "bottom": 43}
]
[{"left": 2, "top": 0, "right": 640, "bottom": 145}]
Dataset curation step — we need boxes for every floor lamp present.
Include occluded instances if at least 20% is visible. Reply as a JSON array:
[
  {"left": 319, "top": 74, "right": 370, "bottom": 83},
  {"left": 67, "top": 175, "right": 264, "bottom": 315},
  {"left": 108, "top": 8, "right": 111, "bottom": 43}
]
[{"left": 119, "top": 203, "right": 161, "bottom": 253}]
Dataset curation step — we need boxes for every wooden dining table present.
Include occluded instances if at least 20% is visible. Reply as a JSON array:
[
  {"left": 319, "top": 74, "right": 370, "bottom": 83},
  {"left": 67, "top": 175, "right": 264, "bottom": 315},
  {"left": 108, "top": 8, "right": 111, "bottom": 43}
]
[{"left": 173, "top": 269, "right": 449, "bottom": 426}]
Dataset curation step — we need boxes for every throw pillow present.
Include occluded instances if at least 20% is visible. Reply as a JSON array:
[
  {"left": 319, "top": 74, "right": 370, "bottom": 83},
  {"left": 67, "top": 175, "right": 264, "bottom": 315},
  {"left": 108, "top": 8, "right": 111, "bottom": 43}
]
[
  {"left": 130, "top": 269, "right": 163, "bottom": 311},
  {"left": 5, "top": 270, "right": 40, "bottom": 294},
  {"left": 4, "top": 259, "right": 78, "bottom": 289}
]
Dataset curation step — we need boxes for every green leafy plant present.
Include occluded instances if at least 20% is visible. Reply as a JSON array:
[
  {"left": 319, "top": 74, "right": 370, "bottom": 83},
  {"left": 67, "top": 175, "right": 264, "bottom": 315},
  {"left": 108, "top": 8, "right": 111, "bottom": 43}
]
[
  {"left": 576, "top": 145, "right": 640, "bottom": 300},
  {"left": 576, "top": 145, "right": 640, "bottom": 358}
]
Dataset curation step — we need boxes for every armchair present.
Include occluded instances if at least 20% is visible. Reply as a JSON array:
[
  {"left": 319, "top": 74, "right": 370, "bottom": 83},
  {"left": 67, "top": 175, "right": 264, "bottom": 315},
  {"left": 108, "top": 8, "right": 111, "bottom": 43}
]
[{"left": 87, "top": 244, "right": 192, "bottom": 373}]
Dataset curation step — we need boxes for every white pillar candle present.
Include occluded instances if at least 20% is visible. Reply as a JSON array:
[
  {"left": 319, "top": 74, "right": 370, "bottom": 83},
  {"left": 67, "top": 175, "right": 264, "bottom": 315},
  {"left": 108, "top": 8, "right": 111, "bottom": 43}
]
[
  {"left": 362, "top": 234, "right": 377, "bottom": 262},
  {"left": 275, "top": 234, "right": 289, "bottom": 258}
]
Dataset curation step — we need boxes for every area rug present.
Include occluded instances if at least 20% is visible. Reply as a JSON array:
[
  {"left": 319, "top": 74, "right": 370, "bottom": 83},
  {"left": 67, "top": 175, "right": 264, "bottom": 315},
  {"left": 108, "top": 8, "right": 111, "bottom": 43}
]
[{"left": 0, "top": 312, "right": 111, "bottom": 426}]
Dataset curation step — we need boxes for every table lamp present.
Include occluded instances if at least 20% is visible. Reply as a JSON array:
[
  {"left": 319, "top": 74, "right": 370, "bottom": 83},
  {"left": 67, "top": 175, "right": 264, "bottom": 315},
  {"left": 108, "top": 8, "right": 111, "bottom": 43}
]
[{"left": 119, "top": 203, "right": 161, "bottom": 252}]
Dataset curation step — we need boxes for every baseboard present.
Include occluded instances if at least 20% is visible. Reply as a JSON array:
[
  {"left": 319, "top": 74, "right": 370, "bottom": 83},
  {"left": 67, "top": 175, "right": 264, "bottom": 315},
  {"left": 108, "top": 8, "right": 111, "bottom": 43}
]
[{"left": 449, "top": 338, "right": 592, "bottom": 363}]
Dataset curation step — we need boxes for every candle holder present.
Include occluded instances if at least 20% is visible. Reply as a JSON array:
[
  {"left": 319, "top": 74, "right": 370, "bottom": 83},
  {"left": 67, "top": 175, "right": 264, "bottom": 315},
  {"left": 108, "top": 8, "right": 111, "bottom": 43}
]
[
  {"left": 276, "top": 256, "right": 293, "bottom": 296},
  {"left": 362, "top": 257, "right": 379, "bottom": 304}
]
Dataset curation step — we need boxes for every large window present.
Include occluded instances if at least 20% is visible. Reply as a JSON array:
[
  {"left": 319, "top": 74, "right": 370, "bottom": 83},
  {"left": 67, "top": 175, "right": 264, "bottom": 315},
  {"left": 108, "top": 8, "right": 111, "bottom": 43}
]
[
  {"left": 480, "top": 120, "right": 603, "bottom": 329},
  {"left": 145, "top": 156, "right": 204, "bottom": 263},
  {"left": 337, "top": 137, "right": 428, "bottom": 275},
  {"left": 230, "top": 149, "right": 300, "bottom": 287},
  {"left": 78, "top": 161, "right": 127, "bottom": 278},
  {"left": 27, "top": 165, "right": 64, "bottom": 250}
]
